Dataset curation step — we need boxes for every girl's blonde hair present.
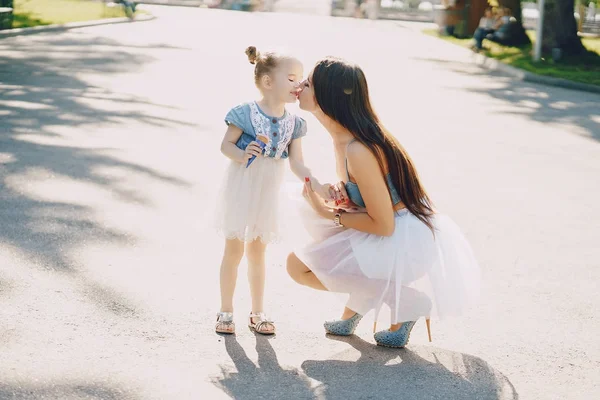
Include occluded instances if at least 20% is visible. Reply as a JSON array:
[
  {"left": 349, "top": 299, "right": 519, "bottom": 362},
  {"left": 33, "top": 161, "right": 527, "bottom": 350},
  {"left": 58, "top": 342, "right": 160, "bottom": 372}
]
[{"left": 245, "top": 46, "right": 287, "bottom": 86}]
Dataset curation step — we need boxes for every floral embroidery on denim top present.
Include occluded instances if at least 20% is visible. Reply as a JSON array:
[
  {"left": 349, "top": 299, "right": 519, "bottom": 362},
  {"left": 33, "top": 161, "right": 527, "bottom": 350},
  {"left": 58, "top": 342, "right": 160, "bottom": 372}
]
[{"left": 225, "top": 101, "right": 307, "bottom": 160}]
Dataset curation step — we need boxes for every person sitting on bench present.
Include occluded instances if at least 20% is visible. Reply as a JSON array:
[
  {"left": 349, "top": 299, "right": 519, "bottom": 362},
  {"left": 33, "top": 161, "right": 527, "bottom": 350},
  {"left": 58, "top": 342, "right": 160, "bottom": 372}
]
[
  {"left": 472, "top": 8, "right": 497, "bottom": 51},
  {"left": 486, "top": 7, "right": 516, "bottom": 45}
]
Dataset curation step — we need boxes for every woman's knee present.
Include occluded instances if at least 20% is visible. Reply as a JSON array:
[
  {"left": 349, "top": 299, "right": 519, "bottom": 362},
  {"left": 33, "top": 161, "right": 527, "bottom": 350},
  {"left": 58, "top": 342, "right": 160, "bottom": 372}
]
[{"left": 286, "top": 253, "right": 306, "bottom": 281}]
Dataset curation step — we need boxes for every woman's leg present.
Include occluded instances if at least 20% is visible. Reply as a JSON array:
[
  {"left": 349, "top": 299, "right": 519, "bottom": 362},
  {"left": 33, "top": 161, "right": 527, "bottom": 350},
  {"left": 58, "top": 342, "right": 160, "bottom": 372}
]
[
  {"left": 288, "top": 254, "right": 361, "bottom": 322},
  {"left": 286, "top": 252, "right": 328, "bottom": 291}
]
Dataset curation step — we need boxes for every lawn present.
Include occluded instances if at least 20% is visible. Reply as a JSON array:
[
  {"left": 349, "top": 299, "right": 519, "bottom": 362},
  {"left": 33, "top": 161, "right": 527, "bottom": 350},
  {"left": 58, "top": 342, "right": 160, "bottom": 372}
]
[
  {"left": 425, "top": 29, "right": 600, "bottom": 87},
  {"left": 12, "top": 0, "right": 130, "bottom": 29}
]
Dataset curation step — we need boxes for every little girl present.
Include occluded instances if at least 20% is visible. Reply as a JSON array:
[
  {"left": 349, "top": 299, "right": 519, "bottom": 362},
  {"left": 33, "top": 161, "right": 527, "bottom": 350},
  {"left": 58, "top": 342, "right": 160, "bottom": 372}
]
[{"left": 215, "top": 46, "right": 328, "bottom": 335}]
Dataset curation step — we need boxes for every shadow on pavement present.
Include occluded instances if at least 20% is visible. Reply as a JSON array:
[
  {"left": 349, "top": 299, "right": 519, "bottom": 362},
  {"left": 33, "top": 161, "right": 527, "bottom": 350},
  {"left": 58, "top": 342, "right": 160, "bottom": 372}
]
[
  {"left": 0, "top": 382, "right": 139, "bottom": 400},
  {"left": 214, "top": 335, "right": 517, "bottom": 400},
  {"left": 303, "top": 335, "right": 518, "bottom": 400},
  {"left": 214, "top": 335, "right": 314, "bottom": 399},
  {"left": 0, "top": 35, "right": 191, "bottom": 314},
  {"left": 415, "top": 56, "right": 600, "bottom": 143}
]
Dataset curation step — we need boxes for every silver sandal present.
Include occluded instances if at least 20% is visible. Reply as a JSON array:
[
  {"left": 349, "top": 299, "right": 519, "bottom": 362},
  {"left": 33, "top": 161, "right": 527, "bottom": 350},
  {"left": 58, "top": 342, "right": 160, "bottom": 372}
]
[
  {"left": 248, "top": 312, "right": 275, "bottom": 335},
  {"left": 216, "top": 312, "right": 235, "bottom": 334}
]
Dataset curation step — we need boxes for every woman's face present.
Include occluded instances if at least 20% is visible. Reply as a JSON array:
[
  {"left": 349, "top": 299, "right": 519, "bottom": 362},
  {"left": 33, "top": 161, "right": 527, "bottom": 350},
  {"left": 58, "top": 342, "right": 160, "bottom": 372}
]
[{"left": 297, "top": 72, "right": 318, "bottom": 113}]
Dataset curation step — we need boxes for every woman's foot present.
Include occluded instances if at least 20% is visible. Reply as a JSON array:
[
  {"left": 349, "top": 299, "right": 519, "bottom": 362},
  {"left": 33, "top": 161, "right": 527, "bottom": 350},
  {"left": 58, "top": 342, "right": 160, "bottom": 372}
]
[
  {"left": 248, "top": 312, "right": 276, "bottom": 335},
  {"left": 340, "top": 307, "right": 357, "bottom": 320},
  {"left": 374, "top": 318, "right": 432, "bottom": 348},
  {"left": 215, "top": 311, "right": 235, "bottom": 334},
  {"left": 324, "top": 308, "right": 363, "bottom": 336}
]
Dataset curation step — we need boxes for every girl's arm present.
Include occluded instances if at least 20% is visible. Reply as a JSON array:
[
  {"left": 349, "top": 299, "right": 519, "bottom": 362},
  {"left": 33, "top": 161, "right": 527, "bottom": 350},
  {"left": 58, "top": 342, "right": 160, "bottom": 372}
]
[
  {"left": 221, "top": 124, "right": 261, "bottom": 164},
  {"left": 288, "top": 138, "right": 315, "bottom": 181},
  {"left": 288, "top": 138, "right": 332, "bottom": 201}
]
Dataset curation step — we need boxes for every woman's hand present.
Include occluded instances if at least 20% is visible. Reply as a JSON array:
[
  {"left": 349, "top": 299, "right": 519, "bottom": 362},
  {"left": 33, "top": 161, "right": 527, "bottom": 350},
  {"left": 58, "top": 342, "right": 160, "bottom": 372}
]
[
  {"left": 243, "top": 141, "right": 264, "bottom": 164},
  {"left": 312, "top": 180, "right": 350, "bottom": 207},
  {"left": 325, "top": 181, "right": 365, "bottom": 210},
  {"left": 331, "top": 181, "right": 350, "bottom": 207},
  {"left": 309, "top": 179, "right": 337, "bottom": 205}
]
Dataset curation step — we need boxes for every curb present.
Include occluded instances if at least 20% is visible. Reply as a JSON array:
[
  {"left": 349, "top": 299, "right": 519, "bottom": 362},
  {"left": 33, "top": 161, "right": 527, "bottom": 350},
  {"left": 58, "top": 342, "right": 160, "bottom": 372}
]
[
  {"left": 0, "top": 14, "right": 156, "bottom": 39},
  {"left": 472, "top": 53, "right": 600, "bottom": 95}
]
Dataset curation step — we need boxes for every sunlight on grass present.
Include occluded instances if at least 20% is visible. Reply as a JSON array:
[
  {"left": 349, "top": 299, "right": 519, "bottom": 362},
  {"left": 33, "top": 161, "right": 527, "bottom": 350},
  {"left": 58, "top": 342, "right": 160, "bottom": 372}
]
[
  {"left": 424, "top": 29, "right": 600, "bottom": 87},
  {"left": 12, "top": 0, "right": 128, "bottom": 28}
]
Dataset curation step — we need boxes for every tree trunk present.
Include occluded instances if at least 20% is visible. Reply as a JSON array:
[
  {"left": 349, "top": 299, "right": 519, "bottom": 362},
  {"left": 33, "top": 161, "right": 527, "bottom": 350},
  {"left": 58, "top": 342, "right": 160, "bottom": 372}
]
[
  {"left": 468, "top": 0, "right": 489, "bottom": 35},
  {"left": 542, "top": 0, "right": 586, "bottom": 57},
  {"left": 498, "top": 0, "right": 532, "bottom": 46},
  {"left": 500, "top": 0, "right": 523, "bottom": 22}
]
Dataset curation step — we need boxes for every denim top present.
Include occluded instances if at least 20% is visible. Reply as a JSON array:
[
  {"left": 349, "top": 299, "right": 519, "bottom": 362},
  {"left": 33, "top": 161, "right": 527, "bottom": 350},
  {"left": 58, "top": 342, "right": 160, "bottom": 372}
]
[
  {"left": 225, "top": 101, "right": 307, "bottom": 160},
  {"left": 344, "top": 141, "right": 402, "bottom": 208}
]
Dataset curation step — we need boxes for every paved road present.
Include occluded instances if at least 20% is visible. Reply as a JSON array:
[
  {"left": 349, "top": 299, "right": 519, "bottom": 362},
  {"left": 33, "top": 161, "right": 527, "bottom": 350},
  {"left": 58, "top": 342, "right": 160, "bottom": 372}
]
[{"left": 1, "top": 5, "right": 599, "bottom": 400}]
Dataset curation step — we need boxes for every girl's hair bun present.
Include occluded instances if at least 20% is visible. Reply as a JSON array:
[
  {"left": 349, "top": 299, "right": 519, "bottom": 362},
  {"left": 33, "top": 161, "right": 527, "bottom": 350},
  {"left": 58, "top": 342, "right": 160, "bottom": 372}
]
[{"left": 245, "top": 46, "right": 259, "bottom": 65}]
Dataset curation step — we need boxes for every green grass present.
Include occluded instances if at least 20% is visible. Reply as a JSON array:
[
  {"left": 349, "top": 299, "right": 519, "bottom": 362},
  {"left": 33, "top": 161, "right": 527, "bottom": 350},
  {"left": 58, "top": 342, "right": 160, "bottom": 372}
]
[
  {"left": 12, "top": 0, "right": 132, "bottom": 28},
  {"left": 425, "top": 29, "right": 600, "bottom": 87}
]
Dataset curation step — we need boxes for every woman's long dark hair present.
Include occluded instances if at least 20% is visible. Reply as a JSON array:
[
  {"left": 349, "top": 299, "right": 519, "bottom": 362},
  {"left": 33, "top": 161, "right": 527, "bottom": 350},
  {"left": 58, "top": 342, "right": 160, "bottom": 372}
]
[{"left": 312, "top": 57, "right": 435, "bottom": 231}]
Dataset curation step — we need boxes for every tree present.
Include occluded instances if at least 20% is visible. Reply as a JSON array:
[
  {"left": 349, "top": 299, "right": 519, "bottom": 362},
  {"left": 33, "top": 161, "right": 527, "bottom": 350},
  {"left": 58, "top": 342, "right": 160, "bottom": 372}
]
[
  {"left": 498, "top": 0, "right": 532, "bottom": 46},
  {"left": 542, "top": 0, "right": 586, "bottom": 57},
  {"left": 0, "top": 0, "right": 13, "bottom": 31}
]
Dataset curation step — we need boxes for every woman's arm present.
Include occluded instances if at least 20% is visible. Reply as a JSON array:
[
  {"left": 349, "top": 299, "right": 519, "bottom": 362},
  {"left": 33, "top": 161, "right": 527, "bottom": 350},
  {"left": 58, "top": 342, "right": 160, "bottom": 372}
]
[{"left": 313, "top": 142, "right": 395, "bottom": 237}]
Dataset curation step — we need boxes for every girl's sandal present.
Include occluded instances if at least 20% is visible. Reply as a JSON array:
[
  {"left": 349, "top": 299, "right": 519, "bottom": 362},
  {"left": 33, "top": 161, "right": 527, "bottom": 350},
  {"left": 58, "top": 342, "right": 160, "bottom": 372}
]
[
  {"left": 248, "top": 312, "right": 276, "bottom": 335},
  {"left": 216, "top": 312, "right": 235, "bottom": 334}
]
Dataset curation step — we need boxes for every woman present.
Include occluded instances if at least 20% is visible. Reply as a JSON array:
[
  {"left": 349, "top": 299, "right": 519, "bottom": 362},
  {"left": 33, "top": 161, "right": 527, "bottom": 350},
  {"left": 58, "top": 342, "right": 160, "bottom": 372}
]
[
  {"left": 286, "top": 57, "right": 480, "bottom": 348},
  {"left": 472, "top": 8, "right": 496, "bottom": 51}
]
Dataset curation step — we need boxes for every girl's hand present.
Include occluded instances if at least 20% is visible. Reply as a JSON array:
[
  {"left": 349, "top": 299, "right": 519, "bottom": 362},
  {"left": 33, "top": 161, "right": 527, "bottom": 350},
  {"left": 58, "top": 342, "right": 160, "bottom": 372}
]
[
  {"left": 243, "top": 141, "right": 263, "bottom": 164},
  {"left": 303, "top": 178, "right": 330, "bottom": 219}
]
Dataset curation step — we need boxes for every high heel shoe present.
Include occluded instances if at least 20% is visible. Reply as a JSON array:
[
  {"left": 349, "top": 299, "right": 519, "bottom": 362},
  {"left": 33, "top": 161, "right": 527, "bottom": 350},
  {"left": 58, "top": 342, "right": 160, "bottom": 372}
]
[
  {"left": 324, "top": 313, "right": 363, "bottom": 336},
  {"left": 374, "top": 318, "right": 432, "bottom": 348}
]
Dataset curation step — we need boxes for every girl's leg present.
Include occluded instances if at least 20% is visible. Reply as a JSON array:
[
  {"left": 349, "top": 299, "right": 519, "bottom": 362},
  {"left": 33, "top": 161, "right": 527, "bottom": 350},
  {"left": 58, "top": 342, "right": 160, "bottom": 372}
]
[
  {"left": 286, "top": 252, "right": 328, "bottom": 291},
  {"left": 246, "top": 239, "right": 267, "bottom": 313},
  {"left": 220, "top": 238, "right": 245, "bottom": 313},
  {"left": 246, "top": 239, "right": 274, "bottom": 334}
]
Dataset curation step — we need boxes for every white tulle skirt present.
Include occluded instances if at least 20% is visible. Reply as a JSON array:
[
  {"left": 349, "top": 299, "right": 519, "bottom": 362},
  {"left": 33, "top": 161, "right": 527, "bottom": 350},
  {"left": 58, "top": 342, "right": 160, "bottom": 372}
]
[
  {"left": 294, "top": 204, "right": 481, "bottom": 324},
  {"left": 214, "top": 157, "right": 285, "bottom": 244}
]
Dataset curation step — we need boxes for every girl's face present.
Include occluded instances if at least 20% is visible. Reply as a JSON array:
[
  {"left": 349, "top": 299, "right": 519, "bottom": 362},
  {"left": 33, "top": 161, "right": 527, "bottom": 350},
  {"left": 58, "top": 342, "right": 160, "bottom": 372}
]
[
  {"left": 263, "top": 58, "right": 304, "bottom": 104},
  {"left": 297, "top": 72, "right": 318, "bottom": 112}
]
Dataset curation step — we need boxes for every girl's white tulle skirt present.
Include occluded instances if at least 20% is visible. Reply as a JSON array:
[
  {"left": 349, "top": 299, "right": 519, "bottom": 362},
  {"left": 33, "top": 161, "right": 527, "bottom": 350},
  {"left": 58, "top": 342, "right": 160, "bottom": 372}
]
[
  {"left": 294, "top": 202, "right": 481, "bottom": 324},
  {"left": 214, "top": 157, "right": 285, "bottom": 244}
]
